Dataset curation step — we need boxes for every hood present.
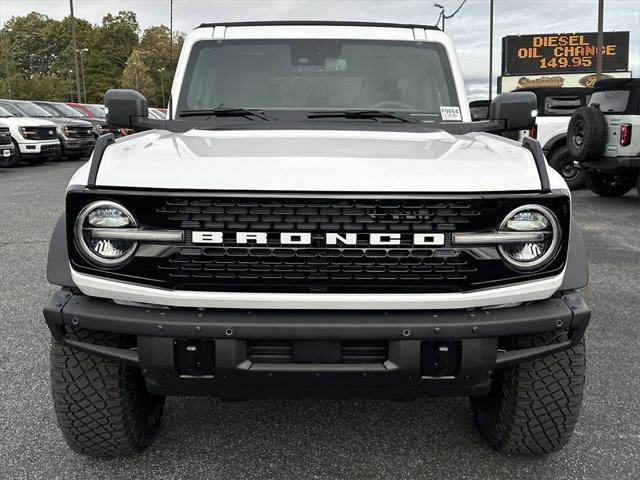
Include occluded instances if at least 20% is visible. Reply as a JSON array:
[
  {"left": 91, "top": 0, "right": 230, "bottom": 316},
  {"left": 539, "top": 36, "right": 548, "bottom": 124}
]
[
  {"left": 92, "top": 129, "right": 544, "bottom": 192},
  {"left": 0, "top": 116, "right": 57, "bottom": 128},
  {"left": 38, "top": 117, "right": 92, "bottom": 128}
]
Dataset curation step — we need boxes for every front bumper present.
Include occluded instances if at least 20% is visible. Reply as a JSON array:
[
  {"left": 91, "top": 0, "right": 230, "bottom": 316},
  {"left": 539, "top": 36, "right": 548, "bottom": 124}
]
[
  {"left": 18, "top": 140, "right": 61, "bottom": 159},
  {"left": 60, "top": 137, "right": 95, "bottom": 156},
  {"left": 44, "top": 291, "right": 590, "bottom": 398},
  {"left": 1, "top": 143, "right": 15, "bottom": 159}
]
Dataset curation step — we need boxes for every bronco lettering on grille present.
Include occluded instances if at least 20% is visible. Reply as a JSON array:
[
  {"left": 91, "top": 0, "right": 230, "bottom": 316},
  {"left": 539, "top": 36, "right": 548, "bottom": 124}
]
[{"left": 191, "top": 232, "right": 445, "bottom": 246}]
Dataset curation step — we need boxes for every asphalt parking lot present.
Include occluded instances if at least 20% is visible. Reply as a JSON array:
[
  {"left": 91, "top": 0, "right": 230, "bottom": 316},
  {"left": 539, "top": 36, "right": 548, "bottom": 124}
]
[{"left": 0, "top": 161, "right": 639, "bottom": 480}]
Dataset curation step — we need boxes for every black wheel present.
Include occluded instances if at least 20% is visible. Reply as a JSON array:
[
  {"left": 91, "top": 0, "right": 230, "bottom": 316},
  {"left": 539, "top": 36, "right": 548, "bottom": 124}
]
[
  {"left": 584, "top": 170, "right": 635, "bottom": 197},
  {"left": 50, "top": 329, "right": 165, "bottom": 458},
  {"left": 470, "top": 331, "right": 585, "bottom": 455},
  {"left": 0, "top": 140, "right": 22, "bottom": 168},
  {"left": 567, "top": 106, "right": 607, "bottom": 163},
  {"left": 547, "top": 145, "right": 584, "bottom": 190}
]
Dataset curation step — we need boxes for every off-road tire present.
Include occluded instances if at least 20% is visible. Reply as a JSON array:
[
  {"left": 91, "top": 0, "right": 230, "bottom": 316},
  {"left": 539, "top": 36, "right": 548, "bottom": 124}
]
[
  {"left": 0, "top": 140, "right": 21, "bottom": 168},
  {"left": 567, "top": 106, "right": 607, "bottom": 163},
  {"left": 547, "top": 145, "right": 584, "bottom": 190},
  {"left": 470, "top": 331, "right": 586, "bottom": 455},
  {"left": 584, "top": 170, "right": 635, "bottom": 197},
  {"left": 50, "top": 329, "right": 165, "bottom": 458}
]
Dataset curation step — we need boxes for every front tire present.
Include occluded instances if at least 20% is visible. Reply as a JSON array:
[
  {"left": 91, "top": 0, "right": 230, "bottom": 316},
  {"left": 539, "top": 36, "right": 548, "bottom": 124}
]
[
  {"left": 547, "top": 145, "right": 584, "bottom": 190},
  {"left": 584, "top": 170, "right": 635, "bottom": 197},
  {"left": 470, "top": 331, "right": 586, "bottom": 455},
  {"left": 50, "top": 329, "right": 165, "bottom": 458}
]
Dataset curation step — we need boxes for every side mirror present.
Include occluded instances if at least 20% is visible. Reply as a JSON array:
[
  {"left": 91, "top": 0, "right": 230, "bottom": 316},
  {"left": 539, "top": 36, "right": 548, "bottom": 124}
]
[
  {"left": 469, "top": 100, "right": 490, "bottom": 121},
  {"left": 489, "top": 92, "right": 537, "bottom": 131},
  {"left": 104, "top": 89, "right": 149, "bottom": 128}
]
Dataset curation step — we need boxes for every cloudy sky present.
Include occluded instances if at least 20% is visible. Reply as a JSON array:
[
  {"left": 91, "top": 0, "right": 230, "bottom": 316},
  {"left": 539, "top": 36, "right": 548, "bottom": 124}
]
[{"left": 1, "top": 0, "right": 638, "bottom": 99}]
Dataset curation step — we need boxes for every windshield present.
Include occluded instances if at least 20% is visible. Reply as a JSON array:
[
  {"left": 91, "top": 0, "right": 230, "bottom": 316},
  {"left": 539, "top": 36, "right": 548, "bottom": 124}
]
[
  {"left": 590, "top": 90, "right": 630, "bottom": 113},
  {"left": 178, "top": 40, "right": 459, "bottom": 121},
  {"left": 0, "top": 105, "right": 14, "bottom": 117},
  {"left": 35, "top": 103, "right": 63, "bottom": 117},
  {"left": 0, "top": 102, "right": 24, "bottom": 117},
  {"left": 12, "top": 101, "right": 52, "bottom": 117},
  {"left": 53, "top": 103, "right": 83, "bottom": 117},
  {"left": 86, "top": 105, "right": 106, "bottom": 117}
]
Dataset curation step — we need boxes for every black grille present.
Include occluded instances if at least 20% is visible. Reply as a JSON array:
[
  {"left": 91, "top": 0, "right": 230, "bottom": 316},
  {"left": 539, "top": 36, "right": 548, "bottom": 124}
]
[
  {"left": 65, "top": 126, "right": 95, "bottom": 138},
  {"left": 29, "top": 127, "right": 57, "bottom": 140},
  {"left": 66, "top": 191, "right": 571, "bottom": 293},
  {"left": 157, "top": 198, "right": 479, "bottom": 292},
  {"left": 0, "top": 128, "right": 10, "bottom": 145},
  {"left": 247, "top": 340, "right": 388, "bottom": 364}
]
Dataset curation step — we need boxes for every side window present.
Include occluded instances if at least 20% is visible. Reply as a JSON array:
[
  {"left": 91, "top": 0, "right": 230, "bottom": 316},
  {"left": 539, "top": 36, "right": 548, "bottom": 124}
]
[{"left": 544, "top": 96, "right": 582, "bottom": 116}]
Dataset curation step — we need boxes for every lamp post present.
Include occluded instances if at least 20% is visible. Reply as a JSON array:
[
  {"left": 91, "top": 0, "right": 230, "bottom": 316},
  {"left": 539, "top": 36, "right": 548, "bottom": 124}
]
[
  {"left": 158, "top": 68, "right": 166, "bottom": 107},
  {"left": 69, "top": 0, "right": 82, "bottom": 102},
  {"left": 488, "top": 0, "right": 494, "bottom": 100},
  {"left": 78, "top": 48, "right": 88, "bottom": 103},
  {"left": 434, "top": 3, "right": 445, "bottom": 30}
]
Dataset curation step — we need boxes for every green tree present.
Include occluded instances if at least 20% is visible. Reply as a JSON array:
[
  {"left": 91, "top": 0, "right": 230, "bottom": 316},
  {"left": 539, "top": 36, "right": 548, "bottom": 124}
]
[
  {"left": 135, "top": 25, "right": 184, "bottom": 106},
  {"left": 122, "top": 48, "right": 155, "bottom": 99},
  {"left": 2, "top": 12, "right": 58, "bottom": 75}
]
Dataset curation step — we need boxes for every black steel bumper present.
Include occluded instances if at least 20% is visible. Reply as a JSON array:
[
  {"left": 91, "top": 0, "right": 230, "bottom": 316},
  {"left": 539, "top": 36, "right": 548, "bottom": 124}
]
[{"left": 44, "top": 291, "right": 590, "bottom": 398}]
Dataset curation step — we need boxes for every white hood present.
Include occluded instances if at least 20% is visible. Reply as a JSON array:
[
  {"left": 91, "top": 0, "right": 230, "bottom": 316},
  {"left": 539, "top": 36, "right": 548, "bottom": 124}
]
[
  {"left": 86, "top": 129, "right": 545, "bottom": 192},
  {"left": 1, "top": 116, "right": 57, "bottom": 128}
]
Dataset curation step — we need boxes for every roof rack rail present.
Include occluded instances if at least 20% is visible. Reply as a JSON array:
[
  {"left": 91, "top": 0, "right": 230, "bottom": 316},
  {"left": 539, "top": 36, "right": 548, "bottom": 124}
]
[{"left": 197, "top": 20, "right": 440, "bottom": 31}]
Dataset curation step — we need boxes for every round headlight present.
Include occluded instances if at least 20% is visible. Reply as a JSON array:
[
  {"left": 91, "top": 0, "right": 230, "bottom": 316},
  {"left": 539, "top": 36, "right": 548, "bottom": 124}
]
[
  {"left": 74, "top": 200, "right": 137, "bottom": 266},
  {"left": 498, "top": 205, "right": 560, "bottom": 269}
]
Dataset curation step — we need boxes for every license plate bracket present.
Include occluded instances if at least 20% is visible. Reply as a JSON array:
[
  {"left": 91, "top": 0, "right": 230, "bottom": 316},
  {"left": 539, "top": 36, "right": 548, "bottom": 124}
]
[{"left": 292, "top": 340, "right": 341, "bottom": 363}]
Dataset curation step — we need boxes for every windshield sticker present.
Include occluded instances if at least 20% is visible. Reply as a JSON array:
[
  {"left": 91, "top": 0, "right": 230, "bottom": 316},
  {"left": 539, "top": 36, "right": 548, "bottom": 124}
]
[{"left": 440, "top": 106, "right": 462, "bottom": 121}]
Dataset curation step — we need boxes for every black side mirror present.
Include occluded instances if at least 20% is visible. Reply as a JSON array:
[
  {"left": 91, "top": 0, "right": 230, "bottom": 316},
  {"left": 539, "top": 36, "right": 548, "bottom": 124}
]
[
  {"left": 489, "top": 92, "right": 537, "bottom": 131},
  {"left": 469, "top": 100, "right": 491, "bottom": 121},
  {"left": 104, "top": 89, "right": 149, "bottom": 128}
]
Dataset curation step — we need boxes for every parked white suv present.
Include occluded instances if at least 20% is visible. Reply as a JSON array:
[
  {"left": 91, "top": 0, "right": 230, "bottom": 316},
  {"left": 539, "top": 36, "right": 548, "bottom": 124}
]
[
  {"left": 567, "top": 78, "right": 640, "bottom": 196},
  {"left": 520, "top": 87, "right": 592, "bottom": 189},
  {"left": 0, "top": 103, "right": 61, "bottom": 167},
  {"left": 44, "top": 21, "right": 590, "bottom": 458}
]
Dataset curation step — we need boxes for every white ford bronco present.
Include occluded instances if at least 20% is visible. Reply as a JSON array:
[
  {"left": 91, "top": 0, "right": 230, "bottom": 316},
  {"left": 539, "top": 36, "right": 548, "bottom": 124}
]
[
  {"left": 44, "top": 21, "right": 590, "bottom": 457},
  {"left": 567, "top": 78, "right": 640, "bottom": 196}
]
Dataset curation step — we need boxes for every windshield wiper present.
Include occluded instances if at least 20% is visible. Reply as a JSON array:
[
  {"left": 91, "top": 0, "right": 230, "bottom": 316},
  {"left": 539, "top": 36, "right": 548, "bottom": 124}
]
[
  {"left": 177, "top": 108, "right": 273, "bottom": 121},
  {"left": 307, "top": 110, "right": 416, "bottom": 123}
]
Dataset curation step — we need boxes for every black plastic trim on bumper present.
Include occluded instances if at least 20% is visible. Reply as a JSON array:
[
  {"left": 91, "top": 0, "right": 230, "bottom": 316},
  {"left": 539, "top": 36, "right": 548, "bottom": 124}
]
[
  {"left": 44, "top": 291, "right": 590, "bottom": 371},
  {"left": 584, "top": 156, "right": 640, "bottom": 171}
]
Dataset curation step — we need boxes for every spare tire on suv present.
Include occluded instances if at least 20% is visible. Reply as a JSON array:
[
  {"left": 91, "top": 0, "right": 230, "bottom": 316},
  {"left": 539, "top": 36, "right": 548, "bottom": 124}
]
[{"left": 567, "top": 106, "right": 607, "bottom": 163}]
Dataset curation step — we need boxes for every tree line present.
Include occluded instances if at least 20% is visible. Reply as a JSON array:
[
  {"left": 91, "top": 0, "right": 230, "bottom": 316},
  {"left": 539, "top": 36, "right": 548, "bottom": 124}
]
[{"left": 0, "top": 11, "right": 183, "bottom": 107}]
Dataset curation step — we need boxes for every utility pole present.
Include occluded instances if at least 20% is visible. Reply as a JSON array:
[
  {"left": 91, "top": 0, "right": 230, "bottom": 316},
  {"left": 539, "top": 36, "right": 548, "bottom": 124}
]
[
  {"left": 79, "top": 48, "right": 88, "bottom": 103},
  {"left": 488, "top": 0, "right": 494, "bottom": 100},
  {"left": 596, "top": 0, "right": 604, "bottom": 81},
  {"left": 169, "top": 0, "right": 174, "bottom": 75},
  {"left": 69, "top": 0, "right": 82, "bottom": 103}
]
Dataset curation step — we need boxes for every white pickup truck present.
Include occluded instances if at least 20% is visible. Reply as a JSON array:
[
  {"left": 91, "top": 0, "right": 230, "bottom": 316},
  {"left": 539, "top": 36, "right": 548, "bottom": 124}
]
[{"left": 43, "top": 21, "right": 590, "bottom": 458}]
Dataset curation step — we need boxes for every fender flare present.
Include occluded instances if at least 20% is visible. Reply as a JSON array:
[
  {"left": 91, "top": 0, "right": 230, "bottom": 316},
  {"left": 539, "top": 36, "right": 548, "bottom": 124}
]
[
  {"left": 47, "top": 214, "right": 75, "bottom": 287},
  {"left": 560, "top": 222, "right": 589, "bottom": 291},
  {"left": 543, "top": 133, "right": 567, "bottom": 153}
]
